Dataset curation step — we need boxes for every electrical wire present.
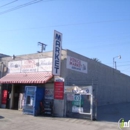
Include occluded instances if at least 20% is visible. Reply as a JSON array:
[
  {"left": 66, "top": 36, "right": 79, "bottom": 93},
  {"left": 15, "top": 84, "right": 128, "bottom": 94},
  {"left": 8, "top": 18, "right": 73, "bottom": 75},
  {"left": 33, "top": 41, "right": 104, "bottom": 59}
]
[
  {"left": 0, "top": 0, "right": 18, "bottom": 8},
  {"left": 117, "top": 64, "right": 130, "bottom": 67},
  {"left": 0, "top": 0, "right": 44, "bottom": 15}
]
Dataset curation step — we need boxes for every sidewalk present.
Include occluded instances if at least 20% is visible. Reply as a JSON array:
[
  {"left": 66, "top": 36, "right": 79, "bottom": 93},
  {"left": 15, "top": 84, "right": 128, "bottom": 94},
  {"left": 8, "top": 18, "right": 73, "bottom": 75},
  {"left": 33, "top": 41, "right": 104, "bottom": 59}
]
[
  {"left": 97, "top": 102, "right": 130, "bottom": 122},
  {"left": 0, "top": 102, "right": 130, "bottom": 130}
]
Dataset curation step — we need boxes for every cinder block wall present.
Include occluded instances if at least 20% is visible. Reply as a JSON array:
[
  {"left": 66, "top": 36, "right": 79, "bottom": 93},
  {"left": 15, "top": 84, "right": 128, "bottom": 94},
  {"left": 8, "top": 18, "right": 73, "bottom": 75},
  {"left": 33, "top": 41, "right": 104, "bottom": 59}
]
[
  {"left": 64, "top": 50, "right": 130, "bottom": 106},
  {"left": 0, "top": 50, "right": 130, "bottom": 106}
]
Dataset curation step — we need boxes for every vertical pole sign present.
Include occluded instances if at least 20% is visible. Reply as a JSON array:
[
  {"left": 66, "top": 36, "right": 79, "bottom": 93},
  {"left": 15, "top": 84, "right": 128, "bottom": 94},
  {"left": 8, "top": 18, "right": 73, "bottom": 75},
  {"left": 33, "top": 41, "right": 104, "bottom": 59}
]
[{"left": 52, "top": 30, "right": 62, "bottom": 76}]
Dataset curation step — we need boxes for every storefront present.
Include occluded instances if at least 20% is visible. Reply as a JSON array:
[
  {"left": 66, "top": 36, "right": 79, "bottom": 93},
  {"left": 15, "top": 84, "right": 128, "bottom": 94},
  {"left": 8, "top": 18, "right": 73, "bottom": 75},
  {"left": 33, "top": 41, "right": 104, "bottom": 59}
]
[
  {"left": 0, "top": 58, "right": 54, "bottom": 115},
  {"left": 0, "top": 31, "right": 66, "bottom": 117}
]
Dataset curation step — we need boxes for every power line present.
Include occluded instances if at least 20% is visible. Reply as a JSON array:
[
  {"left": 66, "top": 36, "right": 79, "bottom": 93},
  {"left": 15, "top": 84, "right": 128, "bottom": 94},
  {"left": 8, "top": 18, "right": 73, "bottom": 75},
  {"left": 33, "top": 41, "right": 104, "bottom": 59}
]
[
  {"left": 0, "top": 0, "right": 18, "bottom": 8},
  {"left": 0, "top": 0, "right": 44, "bottom": 15},
  {"left": 117, "top": 64, "right": 130, "bottom": 67}
]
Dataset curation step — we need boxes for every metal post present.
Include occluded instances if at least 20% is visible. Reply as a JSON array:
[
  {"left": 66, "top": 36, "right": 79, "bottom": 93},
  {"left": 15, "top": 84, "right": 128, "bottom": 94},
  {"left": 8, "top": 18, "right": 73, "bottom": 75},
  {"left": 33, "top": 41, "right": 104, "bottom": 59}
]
[
  {"left": 10, "top": 84, "right": 14, "bottom": 109},
  {"left": 115, "top": 61, "right": 117, "bottom": 69},
  {"left": 113, "top": 58, "right": 115, "bottom": 69},
  {"left": 90, "top": 94, "right": 93, "bottom": 120},
  {"left": 0, "top": 62, "right": 3, "bottom": 78}
]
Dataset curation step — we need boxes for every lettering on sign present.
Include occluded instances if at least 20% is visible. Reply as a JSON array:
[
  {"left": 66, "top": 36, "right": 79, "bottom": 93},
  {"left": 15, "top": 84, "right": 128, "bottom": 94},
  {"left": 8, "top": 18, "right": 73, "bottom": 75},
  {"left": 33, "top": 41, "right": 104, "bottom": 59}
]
[
  {"left": 21, "top": 59, "right": 38, "bottom": 73},
  {"left": 67, "top": 56, "right": 87, "bottom": 73},
  {"left": 54, "top": 82, "right": 64, "bottom": 99},
  {"left": 8, "top": 58, "right": 52, "bottom": 73},
  {"left": 52, "top": 30, "right": 62, "bottom": 76},
  {"left": 8, "top": 61, "right": 21, "bottom": 73}
]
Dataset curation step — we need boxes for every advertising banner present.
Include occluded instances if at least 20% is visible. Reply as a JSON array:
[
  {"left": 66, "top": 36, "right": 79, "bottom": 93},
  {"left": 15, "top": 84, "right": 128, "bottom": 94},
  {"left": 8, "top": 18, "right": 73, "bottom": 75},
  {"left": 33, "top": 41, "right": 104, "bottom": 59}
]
[
  {"left": 8, "top": 61, "right": 21, "bottom": 73},
  {"left": 54, "top": 82, "right": 64, "bottom": 99},
  {"left": 38, "top": 58, "right": 52, "bottom": 72},
  {"left": 72, "top": 94, "right": 83, "bottom": 113},
  {"left": 8, "top": 58, "right": 52, "bottom": 73},
  {"left": 66, "top": 93, "right": 74, "bottom": 101},
  {"left": 21, "top": 59, "right": 38, "bottom": 73},
  {"left": 45, "top": 89, "right": 54, "bottom": 99},
  {"left": 80, "top": 86, "right": 92, "bottom": 95},
  {"left": 52, "top": 30, "right": 62, "bottom": 76},
  {"left": 67, "top": 56, "right": 87, "bottom": 73}
]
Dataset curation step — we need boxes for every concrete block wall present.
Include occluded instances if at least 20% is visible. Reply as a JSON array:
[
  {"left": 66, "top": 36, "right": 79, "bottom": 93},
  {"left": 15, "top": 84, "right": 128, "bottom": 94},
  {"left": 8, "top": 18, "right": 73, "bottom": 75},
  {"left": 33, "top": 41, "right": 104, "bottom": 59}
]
[
  {"left": 64, "top": 50, "right": 130, "bottom": 106},
  {"left": 0, "top": 50, "right": 130, "bottom": 106}
]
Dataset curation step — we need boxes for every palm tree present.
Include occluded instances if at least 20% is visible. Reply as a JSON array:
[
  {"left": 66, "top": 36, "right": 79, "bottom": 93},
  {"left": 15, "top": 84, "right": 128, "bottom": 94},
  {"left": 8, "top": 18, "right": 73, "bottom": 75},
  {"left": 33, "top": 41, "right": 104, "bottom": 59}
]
[{"left": 92, "top": 58, "right": 101, "bottom": 63}]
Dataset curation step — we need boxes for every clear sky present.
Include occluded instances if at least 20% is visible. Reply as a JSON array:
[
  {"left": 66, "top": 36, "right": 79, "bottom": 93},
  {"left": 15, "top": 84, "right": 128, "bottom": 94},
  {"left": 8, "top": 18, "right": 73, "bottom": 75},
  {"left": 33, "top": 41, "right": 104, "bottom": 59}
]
[{"left": 0, "top": 0, "right": 130, "bottom": 76}]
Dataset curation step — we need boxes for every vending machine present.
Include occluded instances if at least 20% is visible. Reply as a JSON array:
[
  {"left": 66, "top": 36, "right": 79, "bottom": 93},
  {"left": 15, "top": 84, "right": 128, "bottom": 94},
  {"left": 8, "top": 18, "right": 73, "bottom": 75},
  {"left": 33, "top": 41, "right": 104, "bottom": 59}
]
[{"left": 23, "top": 86, "right": 45, "bottom": 116}]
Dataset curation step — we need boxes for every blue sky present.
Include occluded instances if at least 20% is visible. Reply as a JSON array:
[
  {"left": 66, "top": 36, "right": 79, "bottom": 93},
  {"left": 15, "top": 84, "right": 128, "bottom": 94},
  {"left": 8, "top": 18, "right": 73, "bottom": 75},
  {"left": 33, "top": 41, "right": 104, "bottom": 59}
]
[{"left": 0, "top": 0, "right": 130, "bottom": 76}]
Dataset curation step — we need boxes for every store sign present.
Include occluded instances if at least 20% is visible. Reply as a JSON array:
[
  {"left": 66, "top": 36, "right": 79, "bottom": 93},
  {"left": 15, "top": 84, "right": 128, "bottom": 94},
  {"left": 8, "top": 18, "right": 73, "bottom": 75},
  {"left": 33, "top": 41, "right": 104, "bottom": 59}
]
[
  {"left": 21, "top": 59, "right": 38, "bottom": 73},
  {"left": 54, "top": 76, "right": 64, "bottom": 82},
  {"left": 38, "top": 58, "right": 52, "bottom": 72},
  {"left": 54, "top": 82, "right": 64, "bottom": 99},
  {"left": 52, "top": 30, "right": 62, "bottom": 76},
  {"left": 8, "top": 58, "right": 52, "bottom": 73},
  {"left": 80, "top": 86, "right": 92, "bottom": 95},
  {"left": 67, "top": 56, "right": 87, "bottom": 73},
  {"left": 8, "top": 61, "right": 21, "bottom": 73}
]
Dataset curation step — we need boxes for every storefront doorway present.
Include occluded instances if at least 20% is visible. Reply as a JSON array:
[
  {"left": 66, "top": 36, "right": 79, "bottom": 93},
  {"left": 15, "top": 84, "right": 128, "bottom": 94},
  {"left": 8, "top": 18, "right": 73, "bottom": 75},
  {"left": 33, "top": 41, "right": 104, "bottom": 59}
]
[{"left": 13, "top": 84, "right": 25, "bottom": 110}]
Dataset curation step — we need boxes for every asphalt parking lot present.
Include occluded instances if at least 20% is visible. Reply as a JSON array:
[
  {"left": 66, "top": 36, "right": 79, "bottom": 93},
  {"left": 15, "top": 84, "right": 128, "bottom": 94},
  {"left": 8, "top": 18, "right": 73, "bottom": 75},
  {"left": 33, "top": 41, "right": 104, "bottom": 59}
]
[{"left": 0, "top": 103, "right": 130, "bottom": 130}]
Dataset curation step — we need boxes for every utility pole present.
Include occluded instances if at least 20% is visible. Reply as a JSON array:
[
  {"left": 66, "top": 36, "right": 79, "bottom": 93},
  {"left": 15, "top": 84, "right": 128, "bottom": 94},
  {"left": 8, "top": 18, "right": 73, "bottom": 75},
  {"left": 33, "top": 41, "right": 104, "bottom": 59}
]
[{"left": 38, "top": 42, "right": 47, "bottom": 53}]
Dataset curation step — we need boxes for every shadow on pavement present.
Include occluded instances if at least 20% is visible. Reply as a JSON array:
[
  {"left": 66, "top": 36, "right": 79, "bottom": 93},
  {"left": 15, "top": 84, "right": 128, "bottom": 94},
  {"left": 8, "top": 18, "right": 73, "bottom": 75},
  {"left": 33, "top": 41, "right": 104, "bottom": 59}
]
[
  {"left": 0, "top": 116, "right": 4, "bottom": 119},
  {"left": 97, "top": 102, "right": 130, "bottom": 122}
]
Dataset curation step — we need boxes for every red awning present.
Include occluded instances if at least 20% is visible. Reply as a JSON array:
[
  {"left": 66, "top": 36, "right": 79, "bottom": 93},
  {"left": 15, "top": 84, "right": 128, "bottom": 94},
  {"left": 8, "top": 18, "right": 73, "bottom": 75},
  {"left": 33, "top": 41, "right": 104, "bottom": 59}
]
[{"left": 0, "top": 72, "right": 53, "bottom": 84}]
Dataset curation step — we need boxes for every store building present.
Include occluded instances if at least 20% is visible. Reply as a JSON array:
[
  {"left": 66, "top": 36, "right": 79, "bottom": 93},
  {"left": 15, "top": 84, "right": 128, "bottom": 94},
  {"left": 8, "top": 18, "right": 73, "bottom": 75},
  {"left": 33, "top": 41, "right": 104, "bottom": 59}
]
[{"left": 0, "top": 49, "right": 130, "bottom": 119}]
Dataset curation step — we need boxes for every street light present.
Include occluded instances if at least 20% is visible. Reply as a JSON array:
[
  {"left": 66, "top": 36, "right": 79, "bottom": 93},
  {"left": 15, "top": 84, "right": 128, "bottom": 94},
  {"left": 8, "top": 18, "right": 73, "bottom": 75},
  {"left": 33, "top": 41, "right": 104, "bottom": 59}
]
[{"left": 113, "top": 55, "right": 121, "bottom": 69}]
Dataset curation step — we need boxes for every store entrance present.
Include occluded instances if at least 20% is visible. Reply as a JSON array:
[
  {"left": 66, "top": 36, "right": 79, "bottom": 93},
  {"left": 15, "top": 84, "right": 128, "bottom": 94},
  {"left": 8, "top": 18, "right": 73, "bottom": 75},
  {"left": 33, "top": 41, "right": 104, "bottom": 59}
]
[{"left": 13, "top": 84, "right": 25, "bottom": 110}]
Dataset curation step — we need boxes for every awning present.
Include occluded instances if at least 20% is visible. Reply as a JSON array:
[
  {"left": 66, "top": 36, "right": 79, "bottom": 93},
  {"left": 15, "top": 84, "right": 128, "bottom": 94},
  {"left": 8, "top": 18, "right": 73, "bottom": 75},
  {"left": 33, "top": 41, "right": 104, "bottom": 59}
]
[{"left": 0, "top": 72, "right": 53, "bottom": 84}]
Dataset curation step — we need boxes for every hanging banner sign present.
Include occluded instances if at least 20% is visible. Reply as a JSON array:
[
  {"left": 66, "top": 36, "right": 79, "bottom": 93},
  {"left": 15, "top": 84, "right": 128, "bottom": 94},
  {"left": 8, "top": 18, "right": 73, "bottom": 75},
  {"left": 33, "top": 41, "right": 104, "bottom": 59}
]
[
  {"left": 67, "top": 56, "right": 87, "bottom": 73},
  {"left": 52, "top": 30, "right": 62, "bottom": 76}
]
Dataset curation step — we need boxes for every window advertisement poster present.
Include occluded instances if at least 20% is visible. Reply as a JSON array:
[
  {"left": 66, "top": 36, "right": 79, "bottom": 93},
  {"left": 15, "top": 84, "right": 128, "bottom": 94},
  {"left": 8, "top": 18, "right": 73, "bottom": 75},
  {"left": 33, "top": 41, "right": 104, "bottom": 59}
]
[
  {"left": 54, "top": 82, "right": 64, "bottom": 100},
  {"left": 72, "top": 94, "right": 83, "bottom": 113},
  {"left": 21, "top": 59, "right": 38, "bottom": 73},
  {"left": 38, "top": 58, "right": 52, "bottom": 72},
  {"left": 45, "top": 89, "right": 54, "bottom": 99},
  {"left": 8, "top": 61, "right": 21, "bottom": 73},
  {"left": 67, "top": 56, "right": 87, "bottom": 73},
  {"left": 66, "top": 93, "right": 74, "bottom": 101}
]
